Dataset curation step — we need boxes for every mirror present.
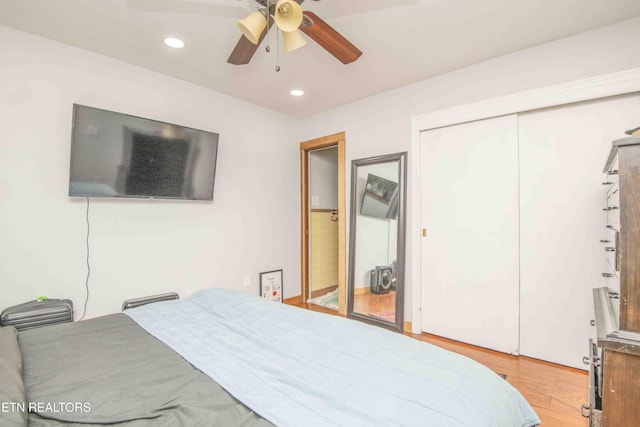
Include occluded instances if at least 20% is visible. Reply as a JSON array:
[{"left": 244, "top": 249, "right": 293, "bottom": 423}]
[{"left": 347, "top": 152, "right": 406, "bottom": 332}]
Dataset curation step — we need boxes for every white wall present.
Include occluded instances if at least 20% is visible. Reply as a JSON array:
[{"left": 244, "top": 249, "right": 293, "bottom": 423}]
[
  {"left": 0, "top": 25, "right": 300, "bottom": 318},
  {"left": 309, "top": 148, "right": 338, "bottom": 209},
  {"left": 297, "top": 16, "right": 640, "bottom": 320},
  {"left": 2, "top": 15, "right": 640, "bottom": 330}
]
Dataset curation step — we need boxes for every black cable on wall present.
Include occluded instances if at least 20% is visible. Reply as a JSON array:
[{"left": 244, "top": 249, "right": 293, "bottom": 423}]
[{"left": 79, "top": 196, "right": 91, "bottom": 320}]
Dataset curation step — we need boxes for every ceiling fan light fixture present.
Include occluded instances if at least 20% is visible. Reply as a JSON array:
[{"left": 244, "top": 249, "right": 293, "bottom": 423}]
[
  {"left": 237, "top": 9, "right": 268, "bottom": 45},
  {"left": 274, "top": 0, "right": 303, "bottom": 32},
  {"left": 282, "top": 29, "right": 306, "bottom": 52}
]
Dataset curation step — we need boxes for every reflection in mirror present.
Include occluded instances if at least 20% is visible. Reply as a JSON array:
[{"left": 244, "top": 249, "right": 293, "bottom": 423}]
[
  {"left": 361, "top": 173, "right": 399, "bottom": 220},
  {"left": 348, "top": 152, "right": 406, "bottom": 332}
]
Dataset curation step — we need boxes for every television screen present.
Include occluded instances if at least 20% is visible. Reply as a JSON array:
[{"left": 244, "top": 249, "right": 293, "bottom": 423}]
[{"left": 69, "top": 104, "right": 219, "bottom": 200}]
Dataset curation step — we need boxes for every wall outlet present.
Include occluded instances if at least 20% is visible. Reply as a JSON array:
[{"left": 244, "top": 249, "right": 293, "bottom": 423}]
[{"left": 243, "top": 275, "right": 251, "bottom": 288}]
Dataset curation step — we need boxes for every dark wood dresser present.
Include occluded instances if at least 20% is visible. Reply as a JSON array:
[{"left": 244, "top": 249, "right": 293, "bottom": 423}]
[{"left": 589, "top": 136, "right": 640, "bottom": 426}]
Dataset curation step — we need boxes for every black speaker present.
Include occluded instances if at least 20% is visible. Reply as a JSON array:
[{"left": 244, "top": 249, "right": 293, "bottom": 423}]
[{"left": 370, "top": 266, "right": 394, "bottom": 294}]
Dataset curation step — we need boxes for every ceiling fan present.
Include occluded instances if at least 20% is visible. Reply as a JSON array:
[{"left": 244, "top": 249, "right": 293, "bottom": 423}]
[{"left": 228, "top": 0, "right": 362, "bottom": 66}]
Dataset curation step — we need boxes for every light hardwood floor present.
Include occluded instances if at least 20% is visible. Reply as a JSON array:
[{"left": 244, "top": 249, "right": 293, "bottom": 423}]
[{"left": 286, "top": 298, "right": 589, "bottom": 427}]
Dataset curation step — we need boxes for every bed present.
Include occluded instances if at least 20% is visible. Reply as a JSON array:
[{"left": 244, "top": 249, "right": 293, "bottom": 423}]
[{"left": 1, "top": 288, "right": 540, "bottom": 426}]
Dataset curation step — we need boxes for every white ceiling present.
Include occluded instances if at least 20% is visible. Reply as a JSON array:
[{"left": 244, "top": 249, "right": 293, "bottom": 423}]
[{"left": 2, "top": 0, "right": 640, "bottom": 117}]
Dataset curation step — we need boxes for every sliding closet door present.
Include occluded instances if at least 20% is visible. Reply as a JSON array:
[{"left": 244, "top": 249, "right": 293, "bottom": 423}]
[
  {"left": 420, "top": 114, "right": 519, "bottom": 354},
  {"left": 519, "top": 93, "right": 640, "bottom": 369}
]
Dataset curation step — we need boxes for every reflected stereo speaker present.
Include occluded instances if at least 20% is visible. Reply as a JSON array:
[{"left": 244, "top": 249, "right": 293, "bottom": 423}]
[{"left": 370, "top": 266, "right": 394, "bottom": 295}]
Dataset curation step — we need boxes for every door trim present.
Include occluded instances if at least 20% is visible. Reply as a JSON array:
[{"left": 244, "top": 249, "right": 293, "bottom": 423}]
[{"left": 300, "top": 132, "right": 346, "bottom": 315}]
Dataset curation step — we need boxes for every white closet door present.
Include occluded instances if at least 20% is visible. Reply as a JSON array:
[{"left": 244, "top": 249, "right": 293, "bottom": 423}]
[
  {"left": 519, "top": 93, "right": 640, "bottom": 369},
  {"left": 420, "top": 114, "right": 519, "bottom": 354}
]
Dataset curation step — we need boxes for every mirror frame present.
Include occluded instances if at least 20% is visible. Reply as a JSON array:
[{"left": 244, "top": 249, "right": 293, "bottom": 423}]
[{"left": 347, "top": 152, "right": 407, "bottom": 332}]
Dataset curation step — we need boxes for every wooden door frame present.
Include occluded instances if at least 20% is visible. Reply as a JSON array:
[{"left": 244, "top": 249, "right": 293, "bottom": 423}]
[{"left": 300, "top": 132, "right": 346, "bottom": 315}]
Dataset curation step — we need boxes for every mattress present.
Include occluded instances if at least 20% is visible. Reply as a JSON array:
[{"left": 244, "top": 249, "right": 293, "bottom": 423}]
[{"left": 2, "top": 288, "right": 541, "bottom": 427}]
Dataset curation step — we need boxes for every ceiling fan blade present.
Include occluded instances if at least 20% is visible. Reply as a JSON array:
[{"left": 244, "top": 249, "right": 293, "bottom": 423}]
[
  {"left": 227, "top": 35, "right": 260, "bottom": 65},
  {"left": 227, "top": 18, "right": 273, "bottom": 65},
  {"left": 299, "top": 11, "right": 362, "bottom": 64}
]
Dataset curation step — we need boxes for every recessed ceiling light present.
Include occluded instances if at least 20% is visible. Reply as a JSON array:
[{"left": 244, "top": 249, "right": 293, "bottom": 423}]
[
  {"left": 290, "top": 89, "right": 304, "bottom": 96},
  {"left": 164, "top": 37, "right": 185, "bottom": 49}
]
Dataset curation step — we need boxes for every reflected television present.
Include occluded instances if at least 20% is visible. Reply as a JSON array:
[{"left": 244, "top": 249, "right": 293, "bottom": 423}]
[
  {"left": 360, "top": 173, "right": 399, "bottom": 220},
  {"left": 69, "top": 104, "right": 219, "bottom": 200}
]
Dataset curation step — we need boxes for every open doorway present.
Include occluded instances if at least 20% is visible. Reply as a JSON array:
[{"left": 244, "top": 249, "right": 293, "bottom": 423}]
[
  {"left": 300, "top": 133, "right": 346, "bottom": 315},
  {"left": 308, "top": 147, "right": 339, "bottom": 310}
]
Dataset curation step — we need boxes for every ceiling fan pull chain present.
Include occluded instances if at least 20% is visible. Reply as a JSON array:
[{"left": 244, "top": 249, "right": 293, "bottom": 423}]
[
  {"left": 265, "top": 2, "right": 272, "bottom": 53},
  {"left": 275, "top": 27, "right": 281, "bottom": 72}
]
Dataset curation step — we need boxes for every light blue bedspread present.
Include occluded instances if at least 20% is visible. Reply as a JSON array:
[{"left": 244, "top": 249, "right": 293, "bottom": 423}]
[{"left": 125, "top": 288, "right": 540, "bottom": 427}]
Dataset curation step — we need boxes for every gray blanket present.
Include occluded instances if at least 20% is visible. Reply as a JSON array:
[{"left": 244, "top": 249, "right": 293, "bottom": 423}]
[{"left": 14, "top": 314, "right": 273, "bottom": 427}]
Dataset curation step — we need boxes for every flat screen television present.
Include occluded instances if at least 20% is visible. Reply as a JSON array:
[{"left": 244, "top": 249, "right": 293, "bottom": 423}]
[{"left": 69, "top": 104, "right": 219, "bottom": 200}]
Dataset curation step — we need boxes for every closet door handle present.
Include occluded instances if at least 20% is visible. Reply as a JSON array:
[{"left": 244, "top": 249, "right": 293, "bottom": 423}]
[
  {"left": 600, "top": 240, "right": 611, "bottom": 243},
  {"left": 603, "top": 207, "right": 619, "bottom": 211},
  {"left": 602, "top": 273, "right": 614, "bottom": 278},
  {"left": 605, "top": 247, "right": 616, "bottom": 252}
]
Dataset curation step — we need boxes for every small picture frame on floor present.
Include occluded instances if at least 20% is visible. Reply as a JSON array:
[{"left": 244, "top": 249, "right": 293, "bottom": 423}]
[{"left": 260, "top": 270, "right": 283, "bottom": 302}]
